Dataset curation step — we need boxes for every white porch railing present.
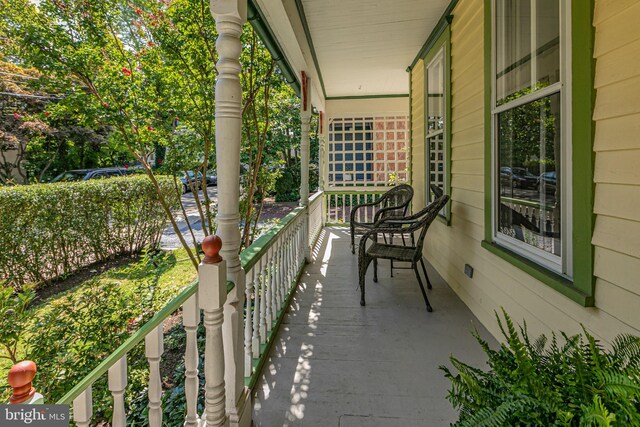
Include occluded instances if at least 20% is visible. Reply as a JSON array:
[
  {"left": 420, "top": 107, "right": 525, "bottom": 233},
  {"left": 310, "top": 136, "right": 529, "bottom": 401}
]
[
  {"left": 308, "top": 191, "right": 324, "bottom": 245},
  {"left": 52, "top": 236, "right": 231, "bottom": 427},
  {"left": 501, "top": 196, "right": 558, "bottom": 236},
  {"left": 240, "top": 190, "right": 324, "bottom": 386},
  {"left": 10, "top": 192, "right": 326, "bottom": 425},
  {"left": 324, "top": 188, "right": 389, "bottom": 224}
]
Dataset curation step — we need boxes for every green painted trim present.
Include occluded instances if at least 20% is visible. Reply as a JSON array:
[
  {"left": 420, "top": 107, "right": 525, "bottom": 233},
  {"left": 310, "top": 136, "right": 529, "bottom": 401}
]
[
  {"left": 240, "top": 206, "right": 306, "bottom": 272},
  {"left": 483, "top": 0, "right": 493, "bottom": 245},
  {"left": 407, "top": 0, "right": 458, "bottom": 71},
  {"left": 570, "top": 0, "right": 596, "bottom": 303},
  {"left": 482, "top": 241, "right": 593, "bottom": 306},
  {"left": 247, "top": 0, "right": 300, "bottom": 97},
  {"left": 246, "top": 265, "right": 306, "bottom": 390},
  {"left": 57, "top": 279, "right": 236, "bottom": 404},
  {"left": 325, "top": 94, "right": 409, "bottom": 100},
  {"left": 423, "top": 26, "right": 452, "bottom": 224},
  {"left": 294, "top": 0, "right": 327, "bottom": 99},
  {"left": 482, "top": 0, "right": 595, "bottom": 307}
]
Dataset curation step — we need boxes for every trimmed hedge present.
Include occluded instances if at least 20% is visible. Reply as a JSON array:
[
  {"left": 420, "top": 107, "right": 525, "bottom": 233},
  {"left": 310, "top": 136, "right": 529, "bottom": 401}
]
[{"left": 0, "top": 175, "right": 178, "bottom": 289}]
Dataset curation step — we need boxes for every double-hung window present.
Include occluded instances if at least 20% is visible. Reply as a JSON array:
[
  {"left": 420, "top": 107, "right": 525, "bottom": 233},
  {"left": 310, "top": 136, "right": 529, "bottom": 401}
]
[
  {"left": 491, "top": 0, "right": 571, "bottom": 276},
  {"left": 424, "top": 27, "right": 450, "bottom": 220}
]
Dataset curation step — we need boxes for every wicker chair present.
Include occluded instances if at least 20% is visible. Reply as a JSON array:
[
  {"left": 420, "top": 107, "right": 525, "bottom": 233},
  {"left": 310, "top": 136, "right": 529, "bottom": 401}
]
[
  {"left": 357, "top": 194, "right": 450, "bottom": 311},
  {"left": 430, "top": 183, "right": 444, "bottom": 199},
  {"left": 349, "top": 184, "right": 414, "bottom": 254}
]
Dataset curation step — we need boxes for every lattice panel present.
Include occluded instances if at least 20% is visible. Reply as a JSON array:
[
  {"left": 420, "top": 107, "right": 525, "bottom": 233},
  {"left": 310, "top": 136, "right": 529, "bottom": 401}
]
[
  {"left": 427, "top": 133, "right": 445, "bottom": 200},
  {"left": 328, "top": 116, "right": 408, "bottom": 187}
]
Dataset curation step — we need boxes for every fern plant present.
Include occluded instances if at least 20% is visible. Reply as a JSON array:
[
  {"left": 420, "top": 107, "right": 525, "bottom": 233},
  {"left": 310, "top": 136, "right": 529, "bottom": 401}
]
[{"left": 441, "top": 309, "right": 640, "bottom": 426}]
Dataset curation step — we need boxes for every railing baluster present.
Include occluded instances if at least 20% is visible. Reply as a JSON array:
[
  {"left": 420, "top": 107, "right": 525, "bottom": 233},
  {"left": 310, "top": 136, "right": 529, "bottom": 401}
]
[
  {"left": 145, "top": 325, "right": 164, "bottom": 427},
  {"left": 183, "top": 293, "right": 200, "bottom": 427},
  {"left": 73, "top": 387, "right": 92, "bottom": 427},
  {"left": 265, "top": 247, "right": 273, "bottom": 333},
  {"left": 108, "top": 356, "right": 127, "bottom": 427},
  {"left": 363, "top": 194, "right": 368, "bottom": 223},
  {"left": 275, "top": 235, "right": 283, "bottom": 313},
  {"left": 342, "top": 194, "right": 346, "bottom": 223},
  {"left": 252, "top": 263, "right": 260, "bottom": 358},
  {"left": 269, "top": 245, "right": 277, "bottom": 331},
  {"left": 259, "top": 256, "right": 267, "bottom": 344},
  {"left": 244, "top": 266, "right": 254, "bottom": 376},
  {"left": 349, "top": 194, "right": 353, "bottom": 224}
]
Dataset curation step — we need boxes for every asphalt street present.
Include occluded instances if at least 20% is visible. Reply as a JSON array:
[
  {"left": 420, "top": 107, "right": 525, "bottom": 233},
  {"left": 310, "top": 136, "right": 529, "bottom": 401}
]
[{"left": 160, "top": 186, "right": 218, "bottom": 250}]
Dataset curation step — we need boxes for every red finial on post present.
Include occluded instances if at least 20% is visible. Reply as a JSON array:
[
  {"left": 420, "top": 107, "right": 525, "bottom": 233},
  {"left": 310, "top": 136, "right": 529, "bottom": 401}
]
[
  {"left": 8, "top": 361, "right": 37, "bottom": 404},
  {"left": 202, "top": 235, "right": 223, "bottom": 264}
]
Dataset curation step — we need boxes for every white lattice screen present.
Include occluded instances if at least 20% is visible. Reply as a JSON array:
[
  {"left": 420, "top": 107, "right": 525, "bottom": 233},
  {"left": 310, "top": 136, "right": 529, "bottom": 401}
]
[{"left": 327, "top": 115, "right": 409, "bottom": 187}]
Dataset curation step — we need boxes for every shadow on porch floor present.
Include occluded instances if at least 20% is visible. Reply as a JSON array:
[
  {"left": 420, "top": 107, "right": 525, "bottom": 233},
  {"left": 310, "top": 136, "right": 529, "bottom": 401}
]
[{"left": 252, "top": 227, "right": 496, "bottom": 426}]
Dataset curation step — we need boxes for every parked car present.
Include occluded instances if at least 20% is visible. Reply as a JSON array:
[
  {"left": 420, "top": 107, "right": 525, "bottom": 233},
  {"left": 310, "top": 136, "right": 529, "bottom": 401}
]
[
  {"left": 538, "top": 171, "right": 557, "bottom": 193},
  {"left": 51, "top": 168, "right": 131, "bottom": 183},
  {"left": 500, "top": 166, "right": 538, "bottom": 189},
  {"left": 180, "top": 171, "right": 204, "bottom": 193},
  {"left": 205, "top": 171, "right": 217, "bottom": 186}
]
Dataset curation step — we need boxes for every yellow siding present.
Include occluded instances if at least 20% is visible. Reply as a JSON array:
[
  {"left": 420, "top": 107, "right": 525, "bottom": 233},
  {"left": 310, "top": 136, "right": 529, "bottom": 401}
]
[
  {"left": 408, "top": 0, "right": 640, "bottom": 343},
  {"left": 593, "top": 0, "right": 640, "bottom": 333},
  {"left": 411, "top": 60, "right": 425, "bottom": 212}
]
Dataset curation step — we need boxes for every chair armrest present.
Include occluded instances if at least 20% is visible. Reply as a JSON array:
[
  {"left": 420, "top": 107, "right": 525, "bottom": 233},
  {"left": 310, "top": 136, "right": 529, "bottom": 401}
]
[
  {"left": 372, "top": 203, "right": 411, "bottom": 223},
  {"left": 375, "top": 217, "right": 419, "bottom": 227},
  {"left": 350, "top": 196, "right": 385, "bottom": 223}
]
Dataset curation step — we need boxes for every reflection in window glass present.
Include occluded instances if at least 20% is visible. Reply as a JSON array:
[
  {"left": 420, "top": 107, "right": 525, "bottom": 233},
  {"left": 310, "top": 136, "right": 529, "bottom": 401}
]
[
  {"left": 495, "top": 0, "right": 560, "bottom": 105},
  {"left": 497, "top": 93, "right": 561, "bottom": 257}
]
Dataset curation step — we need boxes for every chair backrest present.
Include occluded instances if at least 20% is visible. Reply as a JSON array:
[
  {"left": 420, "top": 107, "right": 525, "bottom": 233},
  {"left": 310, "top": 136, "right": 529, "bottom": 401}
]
[
  {"left": 380, "top": 184, "right": 414, "bottom": 216},
  {"left": 412, "top": 195, "right": 450, "bottom": 259}
]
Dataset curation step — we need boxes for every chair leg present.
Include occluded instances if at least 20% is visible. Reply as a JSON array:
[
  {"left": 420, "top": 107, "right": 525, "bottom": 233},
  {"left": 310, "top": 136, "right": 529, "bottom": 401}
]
[
  {"left": 359, "top": 256, "right": 372, "bottom": 306},
  {"left": 373, "top": 258, "right": 378, "bottom": 283},
  {"left": 420, "top": 258, "right": 432, "bottom": 290},
  {"left": 351, "top": 225, "right": 355, "bottom": 254},
  {"left": 413, "top": 262, "right": 433, "bottom": 312}
]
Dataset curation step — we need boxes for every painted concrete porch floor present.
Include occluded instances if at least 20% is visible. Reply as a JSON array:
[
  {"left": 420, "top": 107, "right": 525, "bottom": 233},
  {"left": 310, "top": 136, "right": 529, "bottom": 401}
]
[{"left": 252, "top": 227, "right": 496, "bottom": 427}]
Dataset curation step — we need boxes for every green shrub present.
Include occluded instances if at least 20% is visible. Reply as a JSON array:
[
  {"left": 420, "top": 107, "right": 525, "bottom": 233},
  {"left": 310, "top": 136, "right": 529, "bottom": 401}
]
[
  {"left": 0, "top": 176, "right": 178, "bottom": 289},
  {"left": 274, "top": 162, "right": 318, "bottom": 202},
  {"left": 441, "top": 310, "right": 640, "bottom": 426}
]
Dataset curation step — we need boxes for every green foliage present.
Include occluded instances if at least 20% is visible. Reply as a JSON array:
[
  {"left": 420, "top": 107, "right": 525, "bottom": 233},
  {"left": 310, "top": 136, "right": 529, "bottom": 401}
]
[
  {"left": 0, "top": 249, "right": 196, "bottom": 421},
  {"left": 274, "top": 162, "right": 319, "bottom": 202},
  {"left": 441, "top": 310, "right": 640, "bottom": 426},
  {"left": 0, "top": 287, "right": 35, "bottom": 364},
  {"left": 0, "top": 175, "right": 177, "bottom": 289}
]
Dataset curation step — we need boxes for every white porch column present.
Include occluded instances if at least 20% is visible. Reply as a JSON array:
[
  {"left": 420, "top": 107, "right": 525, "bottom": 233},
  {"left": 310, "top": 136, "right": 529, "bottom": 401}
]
[
  {"left": 299, "top": 72, "right": 311, "bottom": 261},
  {"left": 211, "top": 1, "right": 251, "bottom": 426},
  {"left": 318, "top": 111, "right": 325, "bottom": 192}
]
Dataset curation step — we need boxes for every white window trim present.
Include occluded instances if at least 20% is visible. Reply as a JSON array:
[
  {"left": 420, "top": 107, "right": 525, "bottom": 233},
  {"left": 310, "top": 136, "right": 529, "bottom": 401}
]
[
  {"left": 425, "top": 45, "right": 449, "bottom": 218},
  {"left": 490, "top": 0, "right": 573, "bottom": 278}
]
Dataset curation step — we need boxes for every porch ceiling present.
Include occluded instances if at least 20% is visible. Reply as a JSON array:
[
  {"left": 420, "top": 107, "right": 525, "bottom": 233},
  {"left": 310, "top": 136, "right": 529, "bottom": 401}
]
[{"left": 301, "top": 0, "right": 451, "bottom": 98}]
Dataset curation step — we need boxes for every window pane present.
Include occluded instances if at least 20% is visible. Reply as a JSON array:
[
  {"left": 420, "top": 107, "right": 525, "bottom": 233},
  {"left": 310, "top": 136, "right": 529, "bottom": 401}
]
[
  {"left": 535, "top": 0, "right": 560, "bottom": 87},
  {"left": 497, "top": 92, "right": 561, "bottom": 257},
  {"left": 495, "top": 0, "right": 559, "bottom": 105},
  {"left": 427, "top": 51, "right": 444, "bottom": 133}
]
